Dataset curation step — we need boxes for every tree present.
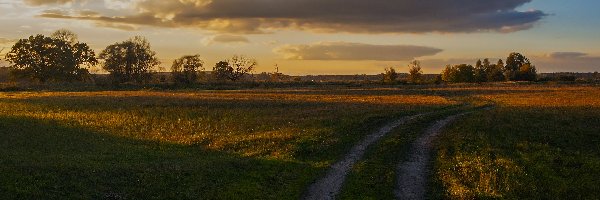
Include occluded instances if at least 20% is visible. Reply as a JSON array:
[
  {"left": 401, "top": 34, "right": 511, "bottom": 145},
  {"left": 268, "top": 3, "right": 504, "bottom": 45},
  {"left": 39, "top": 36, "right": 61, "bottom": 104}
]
[
  {"left": 172, "top": 54, "right": 204, "bottom": 84},
  {"left": 407, "top": 60, "right": 423, "bottom": 83},
  {"left": 455, "top": 64, "right": 476, "bottom": 83},
  {"left": 497, "top": 59, "right": 504, "bottom": 69},
  {"left": 99, "top": 36, "right": 160, "bottom": 83},
  {"left": 486, "top": 59, "right": 505, "bottom": 82},
  {"left": 383, "top": 67, "right": 398, "bottom": 83},
  {"left": 474, "top": 59, "right": 487, "bottom": 82},
  {"left": 213, "top": 61, "right": 231, "bottom": 81},
  {"left": 518, "top": 63, "right": 537, "bottom": 81},
  {"left": 504, "top": 52, "right": 536, "bottom": 81},
  {"left": 441, "top": 64, "right": 475, "bottom": 83},
  {"left": 212, "top": 55, "right": 257, "bottom": 81},
  {"left": 51, "top": 29, "right": 78, "bottom": 44},
  {"left": 5, "top": 32, "right": 97, "bottom": 83},
  {"left": 441, "top": 65, "right": 456, "bottom": 82}
]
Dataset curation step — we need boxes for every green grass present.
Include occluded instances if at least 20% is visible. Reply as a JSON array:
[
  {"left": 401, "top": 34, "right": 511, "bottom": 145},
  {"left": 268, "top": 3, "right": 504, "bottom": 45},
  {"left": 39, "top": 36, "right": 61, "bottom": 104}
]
[
  {"left": 432, "top": 106, "right": 600, "bottom": 199},
  {"left": 338, "top": 106, "right": 478, "bottom": 200},
  {"left": 1, "top": 85, "right": 599, "bottom": 199},
  {"left": 0, "top": 116, "right": 315, "bottom": 199},
  {"left": 0, "top": 88, "right": 452, "bottom": 199}
]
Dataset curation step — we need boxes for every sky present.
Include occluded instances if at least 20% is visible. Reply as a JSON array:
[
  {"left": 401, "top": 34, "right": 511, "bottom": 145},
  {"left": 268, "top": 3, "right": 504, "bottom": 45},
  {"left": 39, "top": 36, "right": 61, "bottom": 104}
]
[{"left": 0, "top": 0, "right": 599, "bottom": 75}]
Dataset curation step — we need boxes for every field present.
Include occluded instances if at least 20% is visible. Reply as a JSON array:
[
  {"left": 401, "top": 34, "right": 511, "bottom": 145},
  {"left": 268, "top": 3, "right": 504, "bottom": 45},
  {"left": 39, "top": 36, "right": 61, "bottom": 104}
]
[
  {"left": 0, "top": 84, "right": 598, "bottom": 199},
  {"left": 432, "top": 86, "right": 600, "bottom": 199}
]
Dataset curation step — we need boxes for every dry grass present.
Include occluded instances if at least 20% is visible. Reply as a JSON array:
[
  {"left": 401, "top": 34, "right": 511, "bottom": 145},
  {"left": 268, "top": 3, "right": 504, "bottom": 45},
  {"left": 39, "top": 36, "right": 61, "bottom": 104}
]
[
  {"left": 0, "top": 89, "right": 454, "bottom": 160},
  {"left": 0, "top": 87, "right": 456, "bottom": 199},
  {"left": 476, "top": 86, "right": 600, "bottom": 108},
  {"left": 3, "top": 84, "right": 597, "bottom": 199}
]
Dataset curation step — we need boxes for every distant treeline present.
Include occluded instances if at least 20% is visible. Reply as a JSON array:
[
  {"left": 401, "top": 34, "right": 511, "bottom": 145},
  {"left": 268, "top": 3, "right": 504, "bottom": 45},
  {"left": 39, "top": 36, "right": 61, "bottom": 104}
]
[
  {"left": 1, "top": 29, "right": 259, "bottom": 85},
  {"left": 382, "top": 52, "right": 556, "bottom": 84},
  {"left": 1, "top": 29, "right": 599, "bottom": 87}
]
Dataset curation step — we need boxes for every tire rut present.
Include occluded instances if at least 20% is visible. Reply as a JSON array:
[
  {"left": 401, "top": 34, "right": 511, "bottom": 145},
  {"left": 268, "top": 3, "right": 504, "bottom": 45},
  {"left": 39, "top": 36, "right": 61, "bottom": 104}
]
[
  {"left": 303, "top": 112, "right": 432, "bottom": 200},
  {"left": 395, "top": 111, "right": 475, "bottom": 200}
]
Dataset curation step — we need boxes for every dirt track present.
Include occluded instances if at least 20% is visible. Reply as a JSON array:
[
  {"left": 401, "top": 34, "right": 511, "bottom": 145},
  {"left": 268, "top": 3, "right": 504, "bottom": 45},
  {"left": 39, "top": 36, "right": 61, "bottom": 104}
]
[
  {"left": 303, "top": 112, "right": 431, "bottom": 200},
  {"left": 394, "top": 112, "right": 471, "bottom": 200}
]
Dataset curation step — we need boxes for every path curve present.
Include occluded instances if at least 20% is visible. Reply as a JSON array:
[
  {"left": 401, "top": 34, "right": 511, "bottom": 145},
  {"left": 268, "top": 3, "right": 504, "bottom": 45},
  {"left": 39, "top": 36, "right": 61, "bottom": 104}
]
[
  {"left": 303, "top": 112, "right": 432, "bottom": 200},
  {"left": 394, "top": 111, "right": 472, "bottom": 200}
]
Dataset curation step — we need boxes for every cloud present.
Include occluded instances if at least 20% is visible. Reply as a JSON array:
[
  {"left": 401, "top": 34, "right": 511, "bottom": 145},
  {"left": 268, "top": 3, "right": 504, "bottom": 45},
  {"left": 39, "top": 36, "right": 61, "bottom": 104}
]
[
  {"left": 203, "top": 34, "right": 249, "bottom": 45},
  {"left": 103, "top": 0, "right": 139, "bottom": 10},
  {"left": 94, "top": 22, "right": 138, "bottom": 31},
  {"left": 275, "top": 42, "right": 442, "bottom": 61},
  {"left": 0, "top": 38, "right": 17, "bottom": 45},
  {"left": 35, "top": 0, "right": 546, "bottom": 34},
  {"left": 38, "top": 9, "right": 153, "bottom": 30},
  {"left": 78, "top": 9, "right": 101, "bottom": 17},
  {"left": 547, "top": 52, "right": 588, "bottom": 59},
  {"left": 529, "top": 52, "right": 599, "bottom": 72},
  {"left": 24, "top": 0, "right": 74, "bottom": 6}
]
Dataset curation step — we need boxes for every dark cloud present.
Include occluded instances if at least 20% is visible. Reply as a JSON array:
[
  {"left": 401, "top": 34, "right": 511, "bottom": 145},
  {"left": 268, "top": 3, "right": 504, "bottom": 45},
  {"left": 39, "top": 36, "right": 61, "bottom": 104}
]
[
  {"left": 36, "top": 0, "right": 546, "bottom": 34},
  {"left": 38, "top": 9, "right": 157, "bottom": 30},
  {"left": 275, "top": 42, "right": 442, "bottom": 61}
]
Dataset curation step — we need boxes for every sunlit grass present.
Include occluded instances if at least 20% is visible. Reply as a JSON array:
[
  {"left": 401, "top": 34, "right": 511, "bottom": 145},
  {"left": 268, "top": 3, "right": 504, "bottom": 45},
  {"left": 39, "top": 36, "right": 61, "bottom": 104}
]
[
  {"left": 0, "top": 88, "right": 456, "bottom": 199},
  {"left": 478, "top": 86, "right": 600, "bottom": 108},
  {"left": 3, "top": 85, "right": 598, "bottom": 198},
  {"left": 0, "top": 90, "right": 454, "bottom": 161}
]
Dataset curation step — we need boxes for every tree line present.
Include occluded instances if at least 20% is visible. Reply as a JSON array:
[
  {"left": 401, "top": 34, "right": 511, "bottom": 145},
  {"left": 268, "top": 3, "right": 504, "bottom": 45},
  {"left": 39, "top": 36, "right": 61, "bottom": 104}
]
[
  {"left": 3, "top": 29, "right": 256, "bottom": 85},
  {"left": 383, "top": 52, "right": 538, "bottom": 84},
  {"left": 442, "top": 53, "right": 537, "bottom": 83},
  {"left": 4, "top": 29, "right": 540, "bottom": 85}
]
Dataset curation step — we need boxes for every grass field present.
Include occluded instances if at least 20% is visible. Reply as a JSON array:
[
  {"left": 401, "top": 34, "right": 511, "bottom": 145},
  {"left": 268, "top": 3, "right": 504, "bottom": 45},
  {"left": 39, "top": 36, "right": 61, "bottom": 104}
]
[
  {"left": 0, "top": 88, "right": 455, "bottom": 199},
  {"left": 432, "top": 86, "right": 600, "bottom": 199},
  {"left": 0, "top": 84, "right": 598, "bottom": 199}
]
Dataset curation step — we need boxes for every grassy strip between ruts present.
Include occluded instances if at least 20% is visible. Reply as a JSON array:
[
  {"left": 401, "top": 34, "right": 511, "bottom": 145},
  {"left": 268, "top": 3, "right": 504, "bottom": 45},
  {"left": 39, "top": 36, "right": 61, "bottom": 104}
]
[
  {"left": 430, "top": 106, "right": 600, "bottom": 199},
  {"left": 337, "top": 105, "right": 474, "bottom": 199}
]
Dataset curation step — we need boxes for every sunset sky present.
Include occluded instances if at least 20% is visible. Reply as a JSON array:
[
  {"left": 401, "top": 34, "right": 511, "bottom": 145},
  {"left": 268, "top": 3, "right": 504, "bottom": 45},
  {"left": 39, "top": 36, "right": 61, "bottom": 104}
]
[{"left": 1, "top": 0, "right": 599, "bottom": 75}]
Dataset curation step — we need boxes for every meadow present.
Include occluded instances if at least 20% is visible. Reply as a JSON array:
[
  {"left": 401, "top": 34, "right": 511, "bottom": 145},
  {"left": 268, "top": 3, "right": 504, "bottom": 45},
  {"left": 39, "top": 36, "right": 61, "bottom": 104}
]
[
  {"left": 0, "top": 84, "right": 598, "bottom": 199},
  {"left": 431, "top": 86, "right": 600, "bottom": 199}
]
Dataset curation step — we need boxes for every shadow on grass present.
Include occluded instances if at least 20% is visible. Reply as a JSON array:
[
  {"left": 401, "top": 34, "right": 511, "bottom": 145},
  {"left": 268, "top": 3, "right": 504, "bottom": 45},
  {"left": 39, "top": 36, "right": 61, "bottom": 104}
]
[
  {"left": 0, "top": 93, "right": 454, "bottom": 162},
  {"left": 0, "top": 116, "right": 318, "bottom": 199}
]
